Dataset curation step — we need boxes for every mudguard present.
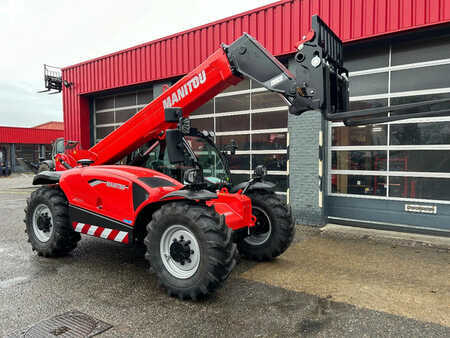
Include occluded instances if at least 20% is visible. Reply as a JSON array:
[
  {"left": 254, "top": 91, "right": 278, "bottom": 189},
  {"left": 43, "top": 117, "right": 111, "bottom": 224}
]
[
  {"left": 33, "top": 171, "right": 62, "bottom": 185},
  {"left": 229, "top": 180, "right": 276, "bottom": 194}
]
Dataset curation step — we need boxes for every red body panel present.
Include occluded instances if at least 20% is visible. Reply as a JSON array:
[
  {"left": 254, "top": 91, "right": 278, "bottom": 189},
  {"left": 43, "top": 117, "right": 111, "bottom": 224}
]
[
  {"left": 59, "top": 166, "right": 255, "bottom": 237},
  {"left": 207, "top": 188, "right": 255, "bottom": 231}
]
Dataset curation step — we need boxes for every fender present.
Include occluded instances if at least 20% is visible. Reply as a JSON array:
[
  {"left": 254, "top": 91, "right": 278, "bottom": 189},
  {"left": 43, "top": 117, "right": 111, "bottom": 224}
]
[
  {"left": 161, "top": 189, "right": 217, "bottom": 201},
  {"left": 33, "top": 171, "right": 62, "bottom": 185},
  {"left": 229, "top": 180, "right": 275, "bottom": 194}
]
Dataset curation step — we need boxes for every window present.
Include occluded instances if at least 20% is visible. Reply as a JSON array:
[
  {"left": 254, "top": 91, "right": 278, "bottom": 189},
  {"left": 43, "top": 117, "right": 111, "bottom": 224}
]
[
  {"left": 94, "top": 88, "right": 153, "bottom": 142},
  {"left": 329, "top": 33, "right": 450, "bottom": 203}
]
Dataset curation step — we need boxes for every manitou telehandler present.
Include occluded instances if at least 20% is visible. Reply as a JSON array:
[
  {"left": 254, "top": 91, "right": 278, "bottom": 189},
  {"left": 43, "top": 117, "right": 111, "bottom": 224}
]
[{"left": 25, "top": 16, "right": 450, "bottom": 300}]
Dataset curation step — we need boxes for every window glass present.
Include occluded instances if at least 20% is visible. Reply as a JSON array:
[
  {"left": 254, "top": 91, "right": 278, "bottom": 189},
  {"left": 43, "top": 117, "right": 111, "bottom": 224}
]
[
  {"left": 391, "top": 64, "right": 450, "bottom": 92},
  {"left": 95, "top": 96, "right": 114, "bottom": 110},
  {"left": 216, "top": 135, "right": 250, "bottom": 151},
  {"left": 252, "top": 133, "right": 287, "bottom": 150},
  {"left": 116, "top": 108, "right": 137, "bottom": 123},
  {"left": 390, "top": 177, "right": 450, "bottom": 201},
  {"left": 331, "top": 174, "right": 386, "bottom": 196},
  {"left": 391, "top": 34, "right": 450, "bottom": 65},
  {"left": 191, "top": 118, "right": 213, "bottom": 131},
  {"left": 349, "top": 73, "right": 388, "bottom": 96},
  {"left": 390, "top": 122, "right": 450, "bottom": 145},
  {"left": 252, "top": 110, "right": 288, "bottom": 129},
  {"left": 332, "top": 125, "right": 387, "bottom": 146},
  {"left": 215, "top": 94, "right": 250, "bottom": 113},
  {"left": 252, "top": 154, "right": 287, "bottom": 171},
  {"left": 95, "top": 112, "right": 114, "bottom": 125},
  {"left": 251, "top": 91, "right": 287, "bottom": 109},
  {"left": 137, "top": 90, "right": 153, "bottom": 105},
  {"left": 332, "top": 151, "right": 387, "bottom": 171},
  {"left": 216, "top": 114, "right": 249, "bottom": 132},
  {"left": 224, "top": 79, "right": 250, "bottom": 93},
  {"left": 115, "top": 93, "right": 136, "bottom": 108},
  {"left": 390, "top": 93, "right": 450, "bottom": 116},
  {"left": 389, "top": 151, "right": 450, "bottom": 172},
  {"left": 192, "top": 99, "right": 213, "bottom": 116},
  {"left": 344, "top": 42, "right": 389, "bottom": 72},
  {"left": 96, "top": 126, "right": 114, "bottom": 139},
  {"left": 55, "top": 140, "right": 65, "bottom": 154},
  {"left": 227, "top": 155, "right": 250, "bottom": 170}
]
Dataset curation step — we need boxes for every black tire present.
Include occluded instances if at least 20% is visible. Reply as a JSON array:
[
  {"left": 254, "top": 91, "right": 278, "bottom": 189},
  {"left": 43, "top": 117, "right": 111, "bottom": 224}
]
[
  {"left": 238, "top": 189, "right": 295, "bottom": 261},
  {"left": 38, "top": 163, "right": 50, "bottom": 173},
  {"left": 144, "top": 201, "right": 236, "bottom": 300},
  {"left": 24, "top": 186, "right": 80, "bottom": 257}
]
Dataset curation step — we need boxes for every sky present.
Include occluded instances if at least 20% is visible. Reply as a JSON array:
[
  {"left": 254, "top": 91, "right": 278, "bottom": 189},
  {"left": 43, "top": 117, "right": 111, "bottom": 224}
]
[{"left": 0, "top": 0, "right": 276, "bottom": 127}]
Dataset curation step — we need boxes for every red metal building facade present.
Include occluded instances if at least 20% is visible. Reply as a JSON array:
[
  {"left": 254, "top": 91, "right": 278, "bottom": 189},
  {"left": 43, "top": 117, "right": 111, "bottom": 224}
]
[
  {"left": 0, "top": 126, "right": 64, "bottom": 145},
  {"left": 62, "top": 0, "right": 450, "bottom": 148}
]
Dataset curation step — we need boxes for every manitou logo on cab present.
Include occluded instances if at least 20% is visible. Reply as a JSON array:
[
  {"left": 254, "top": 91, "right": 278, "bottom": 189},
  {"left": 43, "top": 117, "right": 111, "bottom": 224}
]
[{"left": 163, "top": 70, "right": 207, "bottom": 109}]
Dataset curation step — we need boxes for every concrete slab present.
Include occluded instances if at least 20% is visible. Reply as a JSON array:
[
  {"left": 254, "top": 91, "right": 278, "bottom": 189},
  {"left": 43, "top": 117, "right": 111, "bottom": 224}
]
[
  {"left": 241, "top": 232, "right": 450, "bottom": 327},
  {"left": 321, "top": 223, "right": 450, "bottom": 250}
]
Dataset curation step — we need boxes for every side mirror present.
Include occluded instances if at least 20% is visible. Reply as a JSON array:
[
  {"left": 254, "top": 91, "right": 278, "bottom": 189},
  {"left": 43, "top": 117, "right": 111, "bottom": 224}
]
[{"left": 223, "top": 139, "right": 238, "bottom": 155}]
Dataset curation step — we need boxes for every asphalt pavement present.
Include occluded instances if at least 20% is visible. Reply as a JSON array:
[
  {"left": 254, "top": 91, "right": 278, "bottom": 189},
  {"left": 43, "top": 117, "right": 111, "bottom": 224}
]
[{"left": 0, "top": 174, "right": 449, "bottom": 337}]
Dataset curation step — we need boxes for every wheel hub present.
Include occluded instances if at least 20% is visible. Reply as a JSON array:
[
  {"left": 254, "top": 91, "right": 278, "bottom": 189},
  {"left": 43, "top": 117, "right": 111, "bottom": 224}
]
[
  {"left": 244, "top": 206, "right": 272, "bottom": 246},
  {"left": 169, "top": 237, "right": 194, "bottom": 265},
  {"left": 160, "top": 225, "right": 201, "bottom": 279},
  {"left": 37, "top": 213, "right": 52, "bottom": 233},
  {"left": 32, "top": 204, "right": 54, "bottom": 243}
]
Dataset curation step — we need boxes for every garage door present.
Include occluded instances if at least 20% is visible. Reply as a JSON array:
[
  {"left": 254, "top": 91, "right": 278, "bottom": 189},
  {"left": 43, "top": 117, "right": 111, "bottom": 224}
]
[
  {"left": 93, "top": 88, "right": 154, "bottom": 143},
  {"left": 328, "top": 29, "right": 450, "bottom": 233}
]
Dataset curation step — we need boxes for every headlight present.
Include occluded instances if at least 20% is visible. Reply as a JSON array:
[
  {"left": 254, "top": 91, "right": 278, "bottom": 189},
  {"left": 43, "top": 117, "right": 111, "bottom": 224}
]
[{"left": 254, "top": 165, "right": 267, "bottom": 178}]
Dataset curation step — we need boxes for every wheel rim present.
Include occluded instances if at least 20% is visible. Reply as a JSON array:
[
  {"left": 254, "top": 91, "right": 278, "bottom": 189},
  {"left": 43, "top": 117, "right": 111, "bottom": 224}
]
[
  {"left": 32, "top": 204, "right": 53, "bottom": 243},
  {"left": 160, "top": 224, "right": 200, "bottom": 279},
  {"left": 245, "top": 206, "right": 272, "bottom": 246}
]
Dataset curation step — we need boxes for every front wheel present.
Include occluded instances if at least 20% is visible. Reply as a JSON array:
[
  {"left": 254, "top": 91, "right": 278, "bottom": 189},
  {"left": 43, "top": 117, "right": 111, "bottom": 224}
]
[
  {"left": 238, "top": 190, "right": 295, "bottom": 261},
  {"left": 144, "top": 202, "right": 236, "bottom": 300},
  {"left": 24, "top": 186, "right": 80, "bottom": 257}
]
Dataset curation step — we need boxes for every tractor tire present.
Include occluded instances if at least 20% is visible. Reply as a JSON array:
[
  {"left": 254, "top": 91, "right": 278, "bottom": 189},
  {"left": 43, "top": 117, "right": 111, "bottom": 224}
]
[
  {"left": 144, "top": 201, "right": 236, "bottom": 300},
  {"left": 24, "top": 186, "right": 80, "bottom": 257},
  {"left": 38, "top": 163, "right": 50, "bottom": 173},
  {"left": 238, "top": 190, "right": 295, "bottom": 261}
]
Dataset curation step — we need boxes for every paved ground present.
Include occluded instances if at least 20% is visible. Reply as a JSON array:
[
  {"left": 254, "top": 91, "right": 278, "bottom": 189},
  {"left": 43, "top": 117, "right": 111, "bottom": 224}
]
[{"left": 0, "top": 174, "right": 449, "bottom": 337}]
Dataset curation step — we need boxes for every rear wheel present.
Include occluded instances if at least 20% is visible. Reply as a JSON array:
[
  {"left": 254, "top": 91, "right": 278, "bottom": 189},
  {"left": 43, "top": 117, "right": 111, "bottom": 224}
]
[
  {"left": 24, "top": 186, "right": 80, "bottom": 257},
  {"left": 144, "top": 201, "right": 236, "bottom": 300},
  {"left": 238, "top": 190, "right": 295, "bottom": 261}
]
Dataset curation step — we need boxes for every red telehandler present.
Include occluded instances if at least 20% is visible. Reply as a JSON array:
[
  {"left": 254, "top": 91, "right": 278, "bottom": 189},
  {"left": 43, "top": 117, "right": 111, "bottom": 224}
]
[{"left": 25, "top": 16, "right": 450, "bottom": 299}]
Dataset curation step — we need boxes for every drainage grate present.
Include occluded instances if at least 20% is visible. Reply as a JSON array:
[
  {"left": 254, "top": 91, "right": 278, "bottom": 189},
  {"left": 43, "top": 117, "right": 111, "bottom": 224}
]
[{"left": 18, "top": 310, "right": 112, "bottom": 337}]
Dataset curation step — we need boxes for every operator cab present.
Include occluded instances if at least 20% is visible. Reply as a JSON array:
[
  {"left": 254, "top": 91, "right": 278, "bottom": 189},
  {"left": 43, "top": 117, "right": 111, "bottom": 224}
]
[{"left": 126, "top": 129, "right": 232, "bottom": 191}]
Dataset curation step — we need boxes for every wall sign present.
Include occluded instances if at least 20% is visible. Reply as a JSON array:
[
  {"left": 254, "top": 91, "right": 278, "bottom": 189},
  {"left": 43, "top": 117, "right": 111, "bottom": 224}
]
[{"left": 404, "top": 204, "right": 437, "bottom": 214}]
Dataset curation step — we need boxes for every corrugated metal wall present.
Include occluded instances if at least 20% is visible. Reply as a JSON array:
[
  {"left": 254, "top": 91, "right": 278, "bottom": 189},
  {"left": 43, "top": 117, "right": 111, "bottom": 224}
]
[
  {"left": 0, "top": 127, "right": 64, "bottom": 144},
  {"left": 62, "top": 0, "right": 450, "bottom": 148}
]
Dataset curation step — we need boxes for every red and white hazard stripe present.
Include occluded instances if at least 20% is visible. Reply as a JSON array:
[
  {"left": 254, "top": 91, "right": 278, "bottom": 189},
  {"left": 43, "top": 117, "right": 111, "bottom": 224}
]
[{"left": 73, "top": 222, "right": 129, "bottom": 244}]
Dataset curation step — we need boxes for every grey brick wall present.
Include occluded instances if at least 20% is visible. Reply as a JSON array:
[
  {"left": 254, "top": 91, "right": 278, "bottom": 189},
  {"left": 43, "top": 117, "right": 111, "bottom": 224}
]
[
  {"left": 288, "top": 111, "right": 327, "bottom": 225},
  {"left": 288, "top": 58, "right": 327, "bottom": 226}
]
